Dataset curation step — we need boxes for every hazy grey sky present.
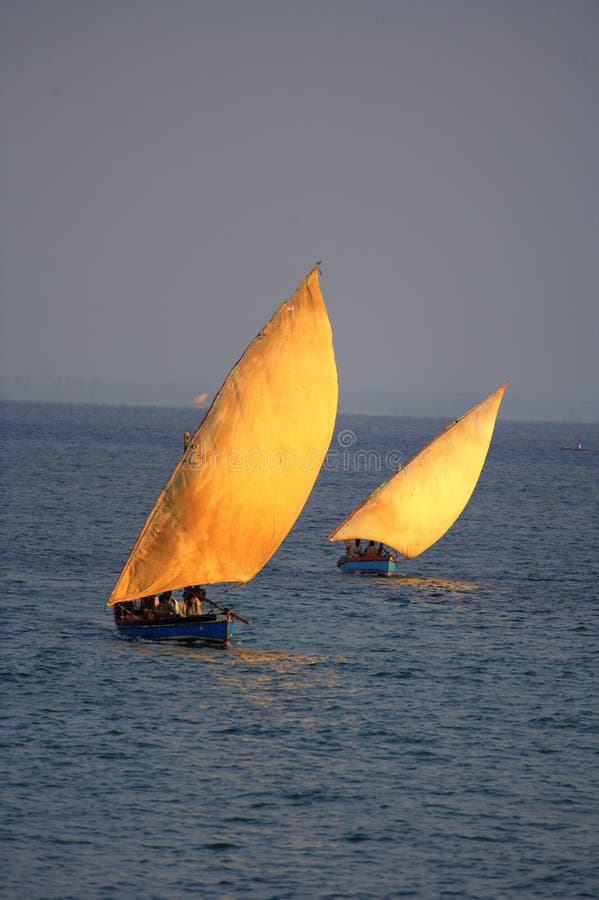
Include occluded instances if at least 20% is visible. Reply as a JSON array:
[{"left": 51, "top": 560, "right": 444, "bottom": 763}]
[{"left": 1, "top": 0, "right": 597, "bottom": 419}]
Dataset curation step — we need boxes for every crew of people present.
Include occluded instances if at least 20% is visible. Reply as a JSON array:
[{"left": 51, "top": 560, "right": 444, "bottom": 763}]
[
  {"left": 343, "top": 539, "right": 392, "bottom": 559},
  {"left": 114, "top": 585, "right": 209, "bottom": 620}
]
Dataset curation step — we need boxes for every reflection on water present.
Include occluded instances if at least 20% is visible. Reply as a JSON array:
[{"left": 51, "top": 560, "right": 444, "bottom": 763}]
[
  {"left": 230, "top": 648, "right": 330, "bottom": 666},
  {"left": 339, "top": 570, "right": 480, "bottom": 600},
  {"left": 334, "top": 567, "right": 478, "bottom": 588},
  {"left": 119, "top": 639, "right": 331, "bottom": 667},
  {"left": 392, "top": 574, "right": 479, "bottom": 594}
]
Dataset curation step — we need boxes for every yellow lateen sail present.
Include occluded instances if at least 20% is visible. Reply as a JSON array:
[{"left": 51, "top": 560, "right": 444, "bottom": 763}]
[
  {"left": 328, "top": 383, "right": 508, "bottom": 559},
  {"left": 107, "top": 264, "right": 338, "bottom": 605}
]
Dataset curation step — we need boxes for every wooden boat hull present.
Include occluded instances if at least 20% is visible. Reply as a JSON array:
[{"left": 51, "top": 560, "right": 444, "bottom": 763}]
[
  {"left": 114, "top": 613, "right": 232, "bottom": 647},
  {"left": 337, "top": 556, "right": 397, "bottom": 576}
]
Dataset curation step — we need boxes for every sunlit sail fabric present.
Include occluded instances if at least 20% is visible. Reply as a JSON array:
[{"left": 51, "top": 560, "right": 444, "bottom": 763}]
[
  {"left": 107, "top": 264, "right": 338, "bottom": 605},
  {"left": 328, "top": 384, "right": 508, "bottom": 559}
]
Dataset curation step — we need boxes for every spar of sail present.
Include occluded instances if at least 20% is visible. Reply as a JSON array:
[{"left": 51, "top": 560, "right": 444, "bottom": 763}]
[
  {"left": 107, "top": 263, "right": 338, "bottom": 642},
  {"left": 328, "top": 383, "right": 509, "bottom": 566}
]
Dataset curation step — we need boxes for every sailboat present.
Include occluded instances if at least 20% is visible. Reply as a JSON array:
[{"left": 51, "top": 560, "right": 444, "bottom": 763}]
[
  {"left": 328, "top": 383, "right": 509, "bottom": 575},
  {"left": 106, "top": 263, "right": 338, "bottom": 645}
]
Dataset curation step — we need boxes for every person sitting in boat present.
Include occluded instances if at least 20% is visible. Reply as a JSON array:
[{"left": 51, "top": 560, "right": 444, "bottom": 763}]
[
  {"left": 188, "top": 594, "right": 203, "bottom": 616},
  {"left": 191, "top": 585, "right": 206, "bottom": 616},
  {"left": 364, "top": 540, "right": 379, "bottom": 557},
  {"left": 182, "top": 586, "right": 204, "bottom": 616},
  {"left": 182, "top": 586, "right": 194, "bottom": 611},
  {"left": 156, "top": 591, "right": 177, "bottom": 618},
  {"left": 343, "top": 538, "right": 365, "bottom": 558},
  {"left": 139, "top": 595, "right": 157, "bottom": 619}
]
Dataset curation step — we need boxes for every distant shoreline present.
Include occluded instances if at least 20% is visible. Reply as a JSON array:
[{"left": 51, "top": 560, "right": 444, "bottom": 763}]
[{"left": 1, "top": 394, "right": 597, "bottom": 425}]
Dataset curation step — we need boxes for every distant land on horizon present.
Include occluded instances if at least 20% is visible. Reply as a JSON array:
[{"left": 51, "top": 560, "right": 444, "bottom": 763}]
[{"left": 0, "top": 375, "right": 597, "bottom": 423}]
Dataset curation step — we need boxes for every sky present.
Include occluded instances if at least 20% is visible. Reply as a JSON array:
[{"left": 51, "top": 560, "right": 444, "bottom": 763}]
[{"left": 1, "top": 0, "right": 597, "bottom": 421}]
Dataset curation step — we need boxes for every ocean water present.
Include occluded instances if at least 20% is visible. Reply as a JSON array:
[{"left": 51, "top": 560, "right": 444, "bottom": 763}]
[{"left": 1, "top": 400, "right": 598, "bottom": 899}]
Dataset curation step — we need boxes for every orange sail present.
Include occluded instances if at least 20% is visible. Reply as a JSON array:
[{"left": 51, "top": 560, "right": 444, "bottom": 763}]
[
  {"left": 328, "top": 384, "right": 508, "bottom": 559},
  {"left": 107, "top": 264, "right": 338, "bottom": 605}
]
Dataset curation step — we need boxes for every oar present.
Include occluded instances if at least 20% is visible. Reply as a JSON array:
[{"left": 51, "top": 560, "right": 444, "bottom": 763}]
[{"left": 205, "top": 597, "right": 252, "bottom": 626}]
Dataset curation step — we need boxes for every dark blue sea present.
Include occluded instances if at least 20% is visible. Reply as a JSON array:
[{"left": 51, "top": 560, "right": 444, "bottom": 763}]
[{"left": 1, "top": 400, "right": 598, "bottom": 899}]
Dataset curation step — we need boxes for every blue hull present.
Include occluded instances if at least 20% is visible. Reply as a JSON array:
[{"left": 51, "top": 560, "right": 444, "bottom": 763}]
[
  {"left": 337, "top": 557, "right": 397, "bottom": 576},
  {"left": 115, "top": 613, "right": 232, "bottom": 646}
]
